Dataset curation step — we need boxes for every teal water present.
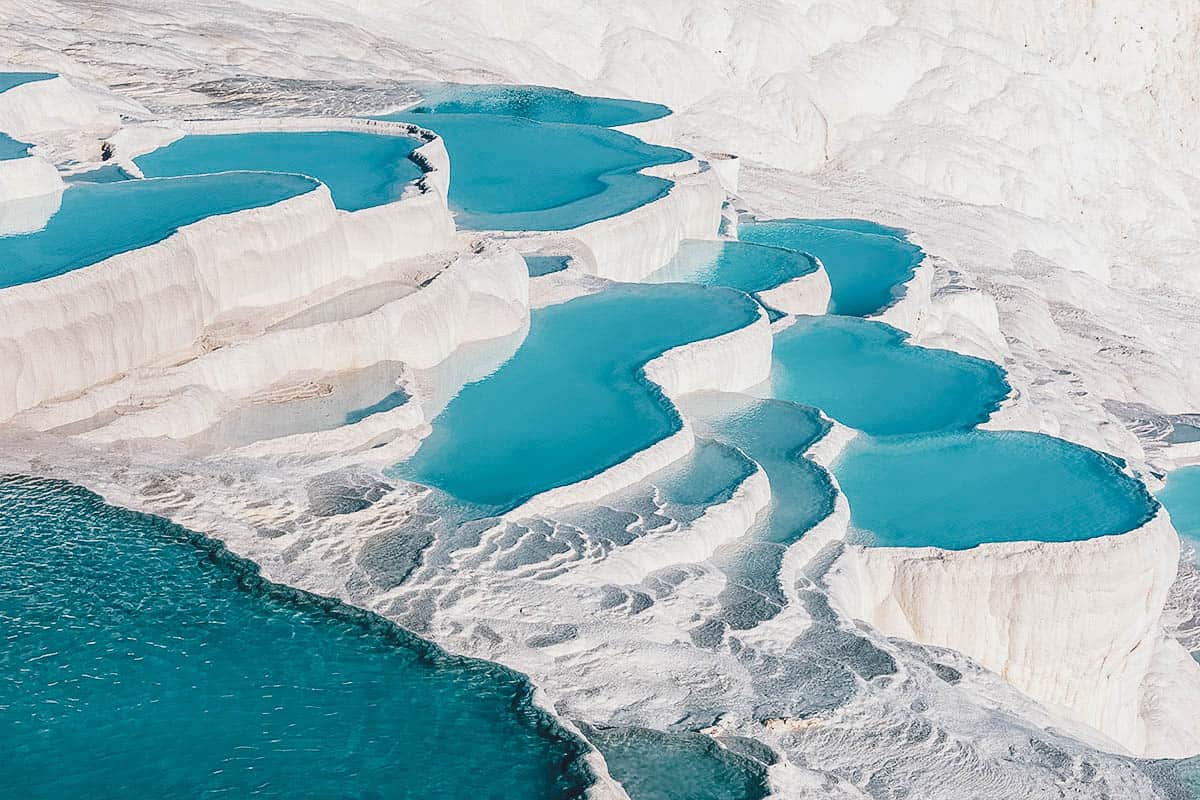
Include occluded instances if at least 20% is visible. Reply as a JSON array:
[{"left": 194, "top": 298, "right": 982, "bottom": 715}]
[
  {"left": 581, "top": 724, "right": 769, "bottom": 800},
  {"left": 0, "top": 131, "right": 31, "bottom": 160},
  {"left": 67, "top": 164, "right": 134, "bottom": 183},
  {"left": 686, "top": 393, "right": 836, "bottom": 628},
  {"left": 135, "top": 131, "right": 423, "bottom": 212},
  {"left": 770, "top": 316, "right": 1009, "bottom": 436},
  {"left": 646, "top": 239, "right": 819, "bottom": 299},
  {"left": 381, "top": 111, "right": 689, "bottom": 231},
  {"left": 345, "top": 388, "right": 411, "bottom": 425},
  {"left": 0, "top": 71, "right": 55, "bottom": 93},
  {"left": 0, "top": 475, "right": 592, "bottom": 799},
  {"left": 738, "top": 219, "right": 922, "bottom": 316},
  {"left": 524, "top": 254, "right": 571, "bottom": 277},
  {"left": 834, "top": 430, "right": 1157, "bottom": 549},
  {"left": 410, "top": 83, "right": 670, "bottom": 127},
  {"left": 394, "top": 283, "right": 761, "bottom": 510},
  {"left": 1157, "top": 466, "right": 1200, "bottom": 557},
  {"left": 0, "top": 172, "right": 316, "bottom": 289}
]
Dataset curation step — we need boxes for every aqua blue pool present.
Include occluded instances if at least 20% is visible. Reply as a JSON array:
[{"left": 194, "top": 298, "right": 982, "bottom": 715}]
[
  {"left": 0, "top": 71, "right": 55, "bottom": 93},
  {"left": 410, "top": 83, "right": 670, "bottom": 127},
  {"left": 834, "top": 430, "right": 1157, "bottom": 549},
  {"left": 770, "top": 316, "right": 1009, "bottom": 436},
  {"left": 685, "top": 393, "right": 836, "bottom": 628},
  {"left": 393, "top": 283, "right": 761, "bottom": 510},
  {"left": 381, "top": 111, "right": 689, "bottom": 230},
  {"left": 135, "top": 131, "right": 423, "bottom": 212},
  {"left": 738, "top": 219, "right": 922, "bottom": 316},
  {"left": 524, "top": 254, "right": 571, "bottom": 277},
  {"left": 0, "top": 172, "right": 316, "bottom": 289},
  {"left": 647, "top": 239, "right": 819, "bottom": 298},
  {"left": 582, "top": 723, "right": 769, "bottom": 800},
  {"left": 67, "top": 164, "right": 134, "bottom": 183},
  {"left": 0, "top": 476, "right": 591, "bottom": 799},
  {"left": 0, "top": 131, "right": 31, "bottom": 160},
  {"left": 1156, "top": 466, "right": 1200, "bottom": 557}
]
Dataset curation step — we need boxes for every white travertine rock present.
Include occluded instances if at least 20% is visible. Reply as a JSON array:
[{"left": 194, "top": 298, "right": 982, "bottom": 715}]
[{"left": 824, "top": 508, "right": 1200, "bottom": 757}]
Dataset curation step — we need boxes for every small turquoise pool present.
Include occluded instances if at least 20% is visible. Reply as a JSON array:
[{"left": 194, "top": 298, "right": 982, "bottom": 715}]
[
  {"left": 1156, "top": 466, "right": 1200, "bottom": 557},
  {"left": 135, "top": 130, "right": 423, "bottom": 212},
  {"left": 410, "top": 83, "right": 670, "bottom": 127},
  {"left": 834, "top": 430, "right": 1157, "bottom": 549},
  {"left": 581, "top": 723, "right": 769, "bottom": 800},
  {"left": 0, "top": 172, "right": 316, "bottom": 289},
  {"left": 738, "top": 218, "right": 922, "bottom": 316},
  {"left": 67, "top": 164, "right": 134, "bottom": 183},
  {"left": 646, "top": 239, "right": 819, "bottom": 298},
  {"left": 0, "top": 71, "right": 55, "bottom": 93},
  {"left": 393, "top": 283, "right": 761, "bottom": 510},
  {"left": 381, "top": 111, "right": 689, "bottom": 231},
  {"left": 770, "top": 316, "right": 1009, "bottom": 436},
  {"left": 0, "top": 131, "right": 32, "bottom": 160},
  {"left": 0, "top": 476, "right": 591, "bottom": 799},
  {"left": 524, "top": 254, "right": 571, "bottom": 277}
]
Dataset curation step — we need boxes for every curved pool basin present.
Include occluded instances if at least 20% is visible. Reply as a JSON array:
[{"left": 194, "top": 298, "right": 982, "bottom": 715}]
[
  {"left": 1156, "top": 465, "right": 1200, "bottom": 558},
  {"left": 0, "top": 172, "right": 317, "bottom": 289},
  {"left": 770, "top": 316, "right": 1009, "bottom": 437},
  {"left": 738, "top": 218, "right": 922, "bottom": 316},
  {"left": 393, "top": 283, "right": 761, "bottom": 510},
  {"left": 646, "top": 239, "right": 818, "bottom": 296},
  {"left": 381, "top": 111, "right": 689, "bottom": 231},
  {"left": 0, "top": 476, "right": 592, "bottom": 799},
  {"left": 409, "top": 83, "right": 670, "bottom": 127},
  {"left": 835, "top": 430, "right": 1158, "bottom": 550},
  {"left": 0, "top": 71, "right": 56, "bottom": 93},
  {"left": 135, "top": 130, "right": 423, "bottom": 212}
]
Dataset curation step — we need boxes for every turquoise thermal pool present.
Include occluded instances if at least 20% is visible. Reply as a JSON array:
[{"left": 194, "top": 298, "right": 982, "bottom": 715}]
[
  {"left": 834, "top": 430, "right": 1158, "bottom": 549},
  {"left": 1156, "top": 466, "right": 1200, "bottom": 557},
  {"left": 135, "top": 130, "right": 424, "bottom": 212},
  {"left": 0, "top": 132, "right": 32, "bottom": 160},
  {"left": 0, "top": 71, "right": 55, "bottom": 93},
  {"left": 0, "top": 172, "right": 316, "bottom": 289},
  {"left": 409, "top": 83, "right": 670, "bottom": 127},
  {"left": 394, "top": 283, "right": 761, "bottom": 510},
  {"left": 738, "top": 218, "right": 922, "bottom": 316},
  {"left": 0, "top": 476, "right": 592, "bottom": 799},
  {"left": 381, "top": 110, "right": 689, "bottom": 231},
  {"left": 646, "top": 238, "right": 820, "bottom": 300},
  {"left": 524, "top": 254, "right": 571, "bottom": 276},
  {"left": 770, "top": 316, "right": 1009, "bottom": 436}
]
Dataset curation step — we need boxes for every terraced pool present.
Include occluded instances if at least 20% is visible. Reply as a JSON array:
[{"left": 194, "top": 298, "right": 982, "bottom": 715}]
[{"left": 409, "top": 82, "right": 670, "bottom": 127}]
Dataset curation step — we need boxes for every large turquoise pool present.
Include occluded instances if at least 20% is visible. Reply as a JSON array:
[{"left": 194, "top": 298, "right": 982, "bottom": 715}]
[
  {"left": 1156, "top": 466, "right": 1200, "bottom": 557},
  {"left": 381, "top": 110, "right": 689, "bottom": 231},
  {"left": 738, "top": 218, "right": 922, "bottom": 316},
  {"left": 0, "top": 172, "right": 316, "bottom": 289},
  {"left": 0, "top": 71, "right": 55, "bottom": 93},
  {"left": 409, "top": 83, "right": 670, "bottom": 127},
  {"left": 0, "top": 476, "right": 592, "bottom": 799},
  {"left": 135, "top": 130, "right": 423, "bottom": 212},
  {"left": 834, "top": 431, "right": 1157, "bottom": 549},
  {"left": 770, "top": 316, "right": 1009, "bottom": 436},
  {"left": 393, "top": 283, "right": 761, "bottom": 510}
]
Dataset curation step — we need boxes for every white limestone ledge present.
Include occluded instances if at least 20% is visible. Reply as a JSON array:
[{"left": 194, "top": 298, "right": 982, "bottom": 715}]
[
  {"left": 0, "top": 118, "right": 456, "bottom": 423},
  {"left": 823, "top": 506, "right": 1200, "bottom": 758}
]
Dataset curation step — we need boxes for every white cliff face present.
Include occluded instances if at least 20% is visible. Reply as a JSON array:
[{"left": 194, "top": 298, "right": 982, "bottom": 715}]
[{"left": 824, "top": 508, "right": 1200, "bottom": 758}]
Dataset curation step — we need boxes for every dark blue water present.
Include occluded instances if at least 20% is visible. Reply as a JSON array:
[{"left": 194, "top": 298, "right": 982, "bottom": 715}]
[
  {"left": 0, "top": 172, "right": 316, "bottom": 289},
  {"left": 835, "top": 431, "right": 1158, "bottom": 549},
  {"left": 0, "top": 475, "right": 593, "bottom": 799},
  {"left": 135, "top": 131, "right": 423, "bottom": 211},
  {"left": 410, "top": 83, "right": 670, "bottom": 127},
  {"left": 738, "top": 219, "right": 922, "bottom": 316},
  {"left": 770, "top": 316, "right": 1009, "bottom": 436},
  {"left": 380, "top": 111, "right": 689, "bottom": 231},
  {"left": 0, "top": 71, "right": 56, "bottom": 93},
  {"left": 394, "top": 283, "right": 761, "bottom": 510}
]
